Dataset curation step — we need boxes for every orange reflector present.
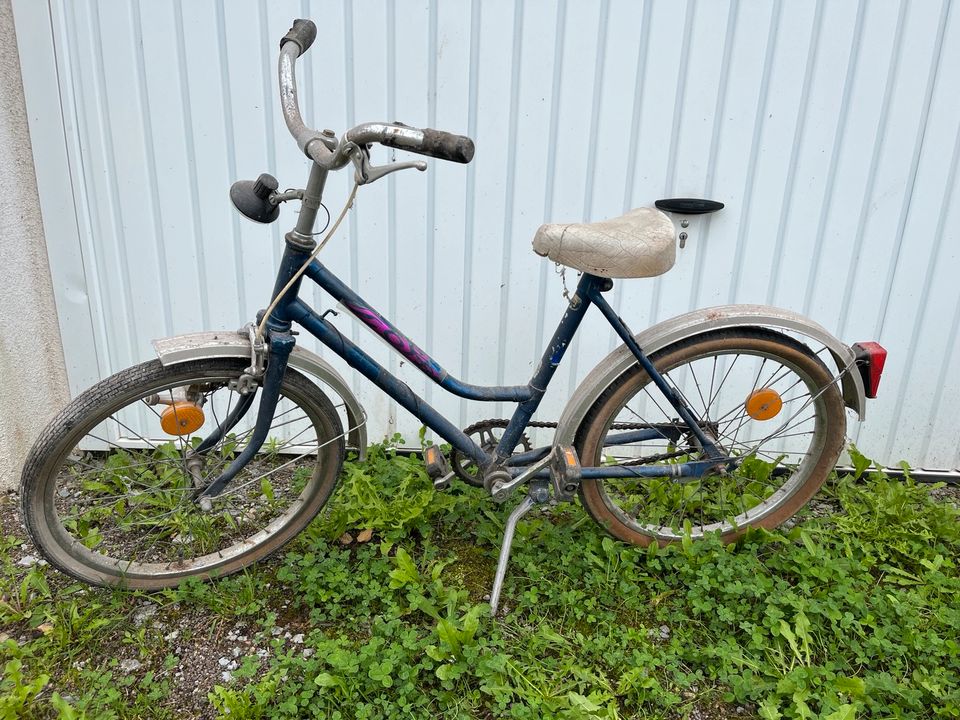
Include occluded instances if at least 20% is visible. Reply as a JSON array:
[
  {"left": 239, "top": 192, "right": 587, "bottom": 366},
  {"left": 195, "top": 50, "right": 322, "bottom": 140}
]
[
  {"left": 745, "top": 388, "right": 782, "bottom": 421},
  {"left": 160, "top": 402, "right": 205, "bottom": 435}
]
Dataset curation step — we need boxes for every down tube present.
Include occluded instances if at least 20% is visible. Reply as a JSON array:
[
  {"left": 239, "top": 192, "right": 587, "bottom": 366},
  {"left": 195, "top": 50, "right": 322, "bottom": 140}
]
[{"left": 285, "top": 298, "right": 490, "bottom": 468}]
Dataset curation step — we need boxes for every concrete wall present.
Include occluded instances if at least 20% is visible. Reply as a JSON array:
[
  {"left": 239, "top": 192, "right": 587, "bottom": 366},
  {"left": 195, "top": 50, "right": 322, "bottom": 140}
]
[{"left": 0, "top": 0, "right": 70, "bottom": 491}]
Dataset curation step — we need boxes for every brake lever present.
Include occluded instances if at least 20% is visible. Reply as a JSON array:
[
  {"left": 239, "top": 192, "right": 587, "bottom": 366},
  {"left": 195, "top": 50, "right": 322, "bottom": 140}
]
[{"left": 350, "top": 145, "right": 427, "bottom": 185}]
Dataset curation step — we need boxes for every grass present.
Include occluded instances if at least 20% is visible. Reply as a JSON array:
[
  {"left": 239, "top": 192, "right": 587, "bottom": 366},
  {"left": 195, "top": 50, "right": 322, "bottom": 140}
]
[{"left": 1, "top": 442, "right": 959, "bottom": 719}]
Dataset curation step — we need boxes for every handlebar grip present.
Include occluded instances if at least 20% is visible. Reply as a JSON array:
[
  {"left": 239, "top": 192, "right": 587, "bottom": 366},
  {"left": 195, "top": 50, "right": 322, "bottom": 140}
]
[
  {"left": 280, "top": 19, "right": 317, "bottom": 57},
  {"left": 381, "top": 127, "right": 476, "bottom": 164},
  {"left": 420, "top": 129, "right": 475, "bottom": 164}
]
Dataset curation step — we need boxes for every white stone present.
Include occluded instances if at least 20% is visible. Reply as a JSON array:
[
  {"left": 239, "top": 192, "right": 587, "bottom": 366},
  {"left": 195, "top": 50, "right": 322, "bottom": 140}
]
[
  {"left": 119, "top": 659, "right": 141, "bottom": 673},
  {"left": 133, "top": 605, "right": 157, "bottom": 627}
]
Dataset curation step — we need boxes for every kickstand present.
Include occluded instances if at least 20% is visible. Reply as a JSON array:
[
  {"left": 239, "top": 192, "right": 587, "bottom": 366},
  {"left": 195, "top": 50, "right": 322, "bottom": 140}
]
[{"left": 489, "top": 493, "right": 537, "bottom": 617}]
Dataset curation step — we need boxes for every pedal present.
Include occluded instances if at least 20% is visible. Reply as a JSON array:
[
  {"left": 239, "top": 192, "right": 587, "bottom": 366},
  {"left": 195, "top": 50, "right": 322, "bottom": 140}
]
[
  {"left": 550, "top": 445, "right": 582, "bottom": 501},
  {"left": 423, "top": 445, "right": 450, "bottom": 480}
]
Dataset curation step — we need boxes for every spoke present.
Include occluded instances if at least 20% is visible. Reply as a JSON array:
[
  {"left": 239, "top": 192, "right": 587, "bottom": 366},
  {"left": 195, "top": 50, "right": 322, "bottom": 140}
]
[
  {"left": 758, "top": 363, "right": 791, "bottom": 392},
  {"left": 267, "top": 420, "right": 319, "bottom": 453},
  {"left": 59, "top": 482, "right": 191, "bottom": 509},
  {"left": 210, "top": 389, "right": 228, "bottom": 455},
  {"left": 165, "top": 390, "right": 193, "bottom": 491},
  {"left": 67, "top": 453, "right": 186, "bottom": 479},
  {"left": 640, "top": 386, "right": 673, "bottom": 422},
  {"left": 142, "top": 402, "right": 164, "bottom": 421},
  {"left": 743, "top": 402, "right": 820, "bottom": 452},
  {"left": 705, "top": 354, "right": 740, "bottom": 414},
  {"left": 107, "top": 417, "right": 160, "bottom": 451},
  {"left": 710, "top": 360, "right": 796, "bottom": 427},
  {"left": 705, "top": 355, "right": 718, "bottom": 417},
  {"left": 770, "top": 374, "right": 804, "bottom": 396},
  {"left": 687, "top": 360, "right": 710, "bottom": 418},
  {"left": 725, "top": 360, "right": 786, "bottom": 451},
  {"left": 215, "top": 444, "right": 320, "bottom": 499},
  {"left": 732, "top": 429, "right": 816, "bottom": 444},
  {"left": 661, "top": 369, "right": 703, "bottom": 424},
  {"left": 715, "top": 429, "right": 812, "bottom": 468},
  {"left": 712, "top": 401, "right": 748, "bottom": 429},
  {"left": 50, "top": 374, "right": 337, "bottom": 571},
  {"left": 714, "top": 389, "right": 811, "bottom": 438},
  {"left": 718, "top": 437, "right": 811, "bottom": 458},
  {"left": 720, "top": 408, "right": 753, "bottom": 450},
  {"left": 202, "top": 411, "right": 313, "bottom": 481},
  {"left": 619, "top": 407, "right": 664, "bottom": 436},
  {"left": 745, "top": 367, "right": 843, "bottom": 452}
]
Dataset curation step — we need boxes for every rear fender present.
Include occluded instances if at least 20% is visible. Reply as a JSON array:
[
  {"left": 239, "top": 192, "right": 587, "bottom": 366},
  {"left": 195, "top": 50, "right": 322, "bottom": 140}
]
[
  {"left": 152, "top": 331, "right": 367, "bottom": 460},
  {"left": 553, "top": 304, "right": 866, "bottom": 447}
]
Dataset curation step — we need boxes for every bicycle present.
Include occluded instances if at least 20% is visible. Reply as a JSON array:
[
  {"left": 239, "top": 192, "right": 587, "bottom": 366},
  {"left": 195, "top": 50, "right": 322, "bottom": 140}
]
[{"left": 20, "top": 19, "right": 887, "bottom": 614}]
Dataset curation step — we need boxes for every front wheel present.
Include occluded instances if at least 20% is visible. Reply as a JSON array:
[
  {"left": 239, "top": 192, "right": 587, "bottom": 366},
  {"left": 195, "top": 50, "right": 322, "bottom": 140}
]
[
  {"left": 575, "top": 328, "right": 846, "bottom": 546},
  {"left": 20, "top": 358, "right": 345, "bottom": 589}
]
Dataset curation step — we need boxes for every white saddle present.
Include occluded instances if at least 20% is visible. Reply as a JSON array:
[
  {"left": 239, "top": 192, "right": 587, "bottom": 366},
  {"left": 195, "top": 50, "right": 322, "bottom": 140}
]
[{"left": 532, "top": 207, "right": 676, "bottom": 279}]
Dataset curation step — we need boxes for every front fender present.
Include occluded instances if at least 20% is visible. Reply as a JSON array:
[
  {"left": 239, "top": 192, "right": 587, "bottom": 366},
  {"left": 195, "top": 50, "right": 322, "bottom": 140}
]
[
  {"left": 152, "top": 331, "right": 367, "bottom": 460},
  {"left": 554, "top": 304, "right": 866, "bottom": 447}
]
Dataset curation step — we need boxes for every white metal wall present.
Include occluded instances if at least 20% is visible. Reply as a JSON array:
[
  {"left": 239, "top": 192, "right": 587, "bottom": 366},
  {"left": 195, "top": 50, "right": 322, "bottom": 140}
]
[{"left": 14, "top": 0, "right": 960, "bottom": 469}]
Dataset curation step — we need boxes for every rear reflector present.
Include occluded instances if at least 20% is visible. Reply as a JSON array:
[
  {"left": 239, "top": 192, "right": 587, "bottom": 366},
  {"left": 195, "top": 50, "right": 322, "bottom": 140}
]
[{"left": 852, "top": 342, "right": 887, "bottom": 399}]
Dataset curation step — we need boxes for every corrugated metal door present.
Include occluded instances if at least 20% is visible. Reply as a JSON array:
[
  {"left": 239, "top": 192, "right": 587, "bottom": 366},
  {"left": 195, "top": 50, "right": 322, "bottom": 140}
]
[{"left": 15, "top": 0, "right": 960, "bottom": 469}]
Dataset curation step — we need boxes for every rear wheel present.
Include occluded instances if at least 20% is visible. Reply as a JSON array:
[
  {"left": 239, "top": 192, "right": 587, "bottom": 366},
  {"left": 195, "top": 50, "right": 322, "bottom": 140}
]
[
  {"left": 20, "top": 358, "right": 344, "bottom": 589},
  {"left": 575, "top": 329, "right": 845, "bottom": 546}
]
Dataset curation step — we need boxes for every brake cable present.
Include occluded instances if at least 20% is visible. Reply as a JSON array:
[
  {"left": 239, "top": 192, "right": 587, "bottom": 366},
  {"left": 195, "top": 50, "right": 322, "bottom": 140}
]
[{"left": 255, "top": 181, "right": 360, "bottom": 345}]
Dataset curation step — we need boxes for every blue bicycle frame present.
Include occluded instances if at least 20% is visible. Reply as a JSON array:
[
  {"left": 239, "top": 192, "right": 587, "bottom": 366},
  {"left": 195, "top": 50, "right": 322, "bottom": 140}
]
[
  {"left": 195, "top": 142, "right": 731, "bottom": 500},
  {"left": 198, "top": 231, "right": 725, "bottom": 501}
]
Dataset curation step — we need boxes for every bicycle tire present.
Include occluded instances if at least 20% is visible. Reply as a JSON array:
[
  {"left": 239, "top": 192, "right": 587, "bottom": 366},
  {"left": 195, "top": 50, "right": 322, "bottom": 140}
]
[
  {"left": 20, "top": 358, "right": 344, "bottom": 589},
  {"left": 574, "top": 328, "right": 845, "bottom": 546}
]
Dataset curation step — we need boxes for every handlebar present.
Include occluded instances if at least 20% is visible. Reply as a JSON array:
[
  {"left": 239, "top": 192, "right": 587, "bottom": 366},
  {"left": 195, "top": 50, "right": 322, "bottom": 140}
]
[
  {"left": 278, "top": 18, "right": 474, "bottom": 169},
  {"left": 279, "top": 19, "right": 316, "bottom": 57},
  {"left": 346, "top": 124, "right": 474, "bottom": 164}
]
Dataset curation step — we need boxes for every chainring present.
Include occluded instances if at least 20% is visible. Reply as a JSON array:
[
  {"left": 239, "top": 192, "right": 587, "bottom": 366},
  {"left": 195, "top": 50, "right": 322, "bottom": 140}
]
[{"left": 451, "top": 419, "right": 532, "bottom": 488}]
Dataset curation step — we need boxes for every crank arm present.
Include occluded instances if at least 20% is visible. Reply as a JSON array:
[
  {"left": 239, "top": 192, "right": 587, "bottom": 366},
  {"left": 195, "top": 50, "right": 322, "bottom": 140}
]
[
  {"left": 197, "top": 331, "right": 296, "bottom": 499},
  {"left": 489, "top": 451, "right": 555, "bottom": 502}
]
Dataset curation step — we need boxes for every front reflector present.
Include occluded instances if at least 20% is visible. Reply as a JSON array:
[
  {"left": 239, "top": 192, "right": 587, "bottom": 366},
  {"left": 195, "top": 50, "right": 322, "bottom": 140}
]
[{"left": 160, "top": 402, "right": 205, "bottom": 435}]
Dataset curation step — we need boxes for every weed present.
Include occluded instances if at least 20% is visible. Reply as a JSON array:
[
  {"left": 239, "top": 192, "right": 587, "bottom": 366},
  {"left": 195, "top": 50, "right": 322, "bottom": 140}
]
[{"left": 3, "top": 445, "right": 959, "bottom": 719}]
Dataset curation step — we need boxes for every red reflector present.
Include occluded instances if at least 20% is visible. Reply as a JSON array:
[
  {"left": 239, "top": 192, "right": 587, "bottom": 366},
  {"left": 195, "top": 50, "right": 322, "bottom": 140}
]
[{"left": 852, "top": 342, "right": 887, "bottom": 399}]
